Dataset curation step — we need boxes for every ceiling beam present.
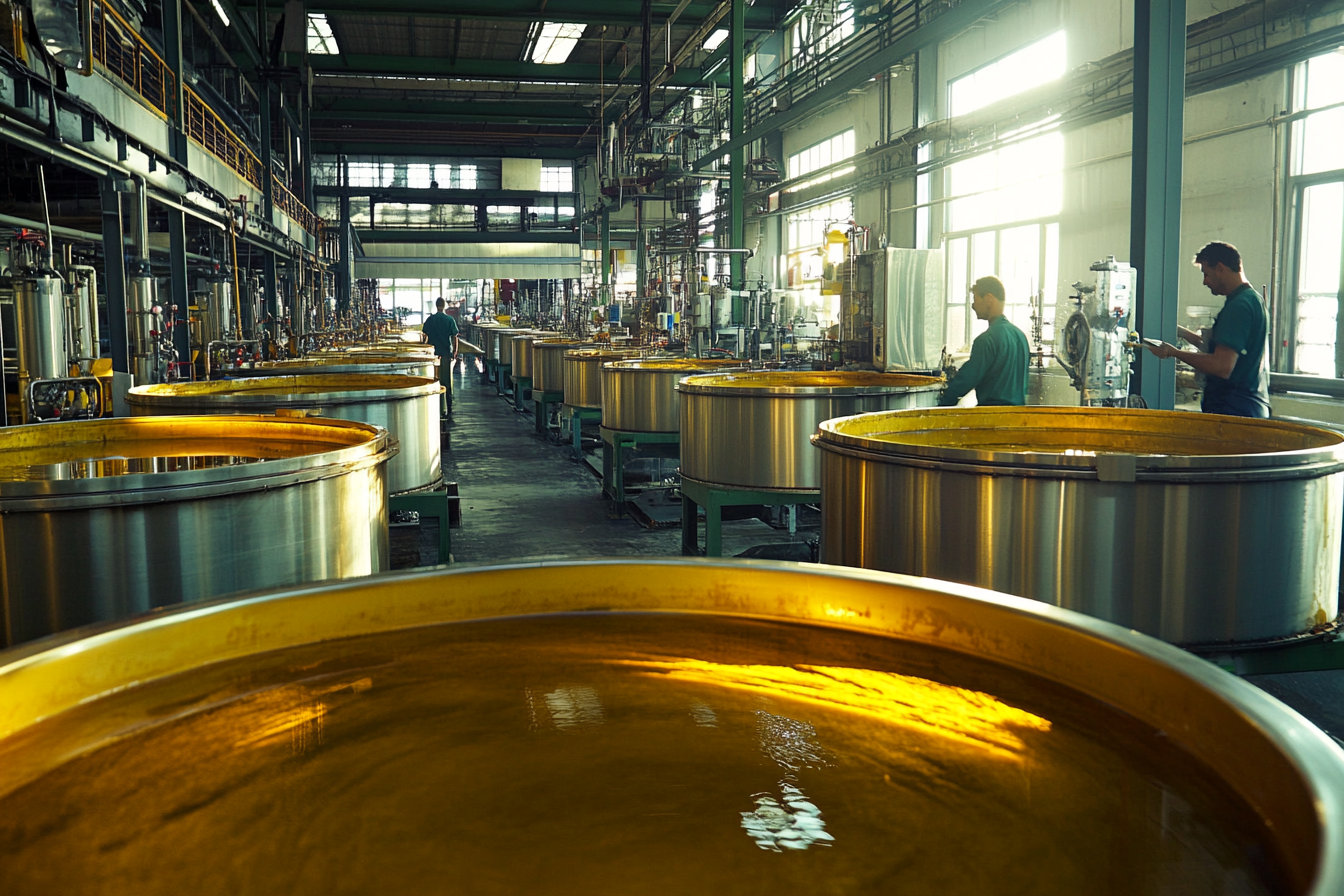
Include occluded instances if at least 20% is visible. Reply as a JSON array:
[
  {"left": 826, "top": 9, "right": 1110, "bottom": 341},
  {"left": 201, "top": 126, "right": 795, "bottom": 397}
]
[
  {"left": 312, "top": 98, "right": 596, "bottom": 126},
  {"left": 271, "top": 0, "right": 782, "bottom": 28},
  {"left": 312, "top": 141, "right": 592, "bottom": 158},
  {"left": 308, "top": 54, "right": 723, "bottom": 86}
]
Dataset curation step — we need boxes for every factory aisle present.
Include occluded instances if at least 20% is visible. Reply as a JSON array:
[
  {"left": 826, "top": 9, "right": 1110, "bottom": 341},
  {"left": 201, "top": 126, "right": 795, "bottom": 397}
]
[{"left": 439, "top": 358, "right": 818, "bottom": 565}]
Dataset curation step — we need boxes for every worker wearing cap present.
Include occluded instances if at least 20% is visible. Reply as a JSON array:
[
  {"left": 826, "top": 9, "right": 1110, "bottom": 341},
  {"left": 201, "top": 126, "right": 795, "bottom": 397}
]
[
  {"left": 423, "top": 297, "right": 460, "bottom": 421},
  {"left": 1143, "top": 241, "right": 1270, "bottom": 418},
  {"left": 940, "top": 275, "right": 1030, "bottom": 407}
]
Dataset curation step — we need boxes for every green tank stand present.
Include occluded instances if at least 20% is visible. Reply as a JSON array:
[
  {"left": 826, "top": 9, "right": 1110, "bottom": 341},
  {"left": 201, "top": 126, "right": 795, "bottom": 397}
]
[
  {"left": 497, "top": 364, "right": 513, "bottom": 396},
  {"left": 483, "top": 358, "right": 499, "bottom": 386},
  {"left": 534, "top": 390, "right": 565, "bottom": 435},
  {"left": 1202, "top": 636, "right": 1344, "bottom": 675},
  {"left": 389, "top": 488, "right": 452, "bottom": 565},
  {"left": 601, "top": 428, "right": 680, "bottom": 506},
  {"left": 679, "top": 476, "right": 817, "bottom": 558},
  {"left": 561, "top": 404, "right": 602, "bottom": 459},
  {"left": 513, "top": 375, "right": 532, "bottom": 410}
]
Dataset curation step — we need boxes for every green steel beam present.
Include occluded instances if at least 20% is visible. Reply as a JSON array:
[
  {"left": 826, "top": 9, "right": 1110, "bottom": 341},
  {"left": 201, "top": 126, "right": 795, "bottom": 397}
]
[
  {"left": 312, "top": 141, "right": 591, "bottom": 158},
  {"left": 356, "top": 229, "right": 581, "bottom": 244},
  {"left": 268, "top": 0, "right": 783, "bottom": 28},
  {"left": 312, "top": 99, "right": 594, "bottom": 126},
  {"left": 728, "top": 0, "right": 743, "bottom": 285},
  {"left": 308, "top": 54, "right": 717, "bottom": 86}
]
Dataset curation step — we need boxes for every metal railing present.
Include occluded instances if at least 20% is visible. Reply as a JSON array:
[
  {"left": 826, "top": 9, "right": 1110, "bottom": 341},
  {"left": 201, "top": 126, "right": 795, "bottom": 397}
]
[
  {"left": 89, "top": 0, "right": 322, "bottom": 235},
  {"left": 91, "top": 0, "right": 173, "bottom": 119},
  {"left": 184, "top": 85, "right": 264, "bottom": 190}
]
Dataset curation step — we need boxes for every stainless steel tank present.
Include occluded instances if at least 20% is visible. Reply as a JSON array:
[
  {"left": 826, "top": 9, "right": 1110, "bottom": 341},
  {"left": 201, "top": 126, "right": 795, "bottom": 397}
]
[
  {"left": 0, "top": 414, "right": 393, "bottom": 647},
  {"left": 13, "top": 270, "right": 69, "bottom": 386},
  {"left": 128, "top": 374, "right": 443, "bottom": 494},
  {"left": 487, "top": 328, "right": 527, "bottom": 362},
  {"left": 678, "top": 372, "right": 944, "bottom": 491},
  {"left": 533, "top": 340, "right": 592, "bottom": 393},
  {"left": 815, "top": 406, "right": 1344, "bottom": 645},
  {"left": 1, "top": 559, "right": 1340, "bottom": 896},
  {"left": 601, "top": 358, "right": 749, "bottom": 433},
  {"left": 202, "top": 277, "right": 235, "bottom": 346},
  {"left": 509, "top": 331, "right": 559, "bottom": 378},
  {"left": 563, "top": 348, "right": 642, "bottom": 409},
  {"left": 128, "top": 269, "right": 158, "bottom": 385},
  {"left": 252, "top": 356, "right": 438, "bottom": 379}
]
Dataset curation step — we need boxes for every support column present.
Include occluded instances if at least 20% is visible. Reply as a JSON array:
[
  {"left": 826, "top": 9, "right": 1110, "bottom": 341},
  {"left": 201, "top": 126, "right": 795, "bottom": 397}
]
[
  {"left": 166, "top": 208, "right": 191, "bottom": 378},
  {"left": 100, "top": 179, "right": 129, "bottom": 373},
  {"left": 1130, "top": 0, "right": 1185, "bottom": 410},
  {"left": 635, "top": 203, "right": 646, "bottom": 298},
  {"left": 162, "top": 0, "right": 188, "bottom": 165},
  {"left": 337, "top": 156, "right": 351, "bottom": 313},
  {"left": 729, "top": 0, "right": 745, "bottom": 287},
  {"left": 600, "top": 208, "right": 611, "bottom": 288}
]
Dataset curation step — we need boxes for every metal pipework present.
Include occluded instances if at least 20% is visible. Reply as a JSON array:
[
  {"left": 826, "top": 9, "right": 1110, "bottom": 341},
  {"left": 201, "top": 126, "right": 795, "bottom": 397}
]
[
  {"left": 65, "top": 263, "right": 100, "bottom": 368},
  {"left": 814, "top": 406, "right": 1344, "bottom": 645},
  {"left": 0, "top": 414, "right": 395, "bottom": 647}
]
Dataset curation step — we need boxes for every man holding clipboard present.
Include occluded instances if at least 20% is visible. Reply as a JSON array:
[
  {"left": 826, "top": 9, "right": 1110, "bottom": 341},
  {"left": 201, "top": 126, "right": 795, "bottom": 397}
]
[{"left": 1141, "top": 242, "right": 1270, "bottom": 418}]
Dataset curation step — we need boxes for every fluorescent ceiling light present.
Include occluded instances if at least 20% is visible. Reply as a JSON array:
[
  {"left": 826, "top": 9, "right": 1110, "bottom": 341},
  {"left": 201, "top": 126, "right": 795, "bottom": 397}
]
[
  {"left": 210, "top": 0, "right": 230, "bottom": 27},
  {"left": 531, "top": 22, "right": 585, "bottom": 65},
  {"left": 703, "top": 29, "right": 728, "bottom": 52},
  {"left": 308, "top": 13, "right": 339, "bottom": 55}
]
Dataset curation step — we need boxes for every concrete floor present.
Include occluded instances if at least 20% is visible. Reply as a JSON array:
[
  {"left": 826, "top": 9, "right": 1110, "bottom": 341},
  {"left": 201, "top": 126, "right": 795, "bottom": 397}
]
[
  {"left": 390, "top": 356, "right": 818, "bottom": 567},
  {"left": 388, "top": 357, "right": 1344, "bottom": 751}
]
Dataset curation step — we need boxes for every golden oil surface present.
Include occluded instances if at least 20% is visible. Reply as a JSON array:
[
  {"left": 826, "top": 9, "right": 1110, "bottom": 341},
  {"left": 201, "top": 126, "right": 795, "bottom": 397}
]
[{"left": 0, "top": 614, "right": 1287, "bottom": 895}]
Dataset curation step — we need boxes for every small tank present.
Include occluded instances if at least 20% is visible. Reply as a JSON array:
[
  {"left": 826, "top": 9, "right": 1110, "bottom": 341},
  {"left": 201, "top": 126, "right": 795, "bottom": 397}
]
[{"left": 562, "top": 348, "right": 642, "bottom": 410}]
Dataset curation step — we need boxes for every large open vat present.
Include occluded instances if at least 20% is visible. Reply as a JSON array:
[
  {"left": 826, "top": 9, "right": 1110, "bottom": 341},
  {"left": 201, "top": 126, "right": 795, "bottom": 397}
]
[
  {"left": 0, "top": 559, "right": 1340, "bottom": 894},
  {"left": 532, "top": 340, "right": 591, "bottom": 393},
  {"left": 0, "top": 415, "right": 392, "bottom": 647},
  {"left": 509, "top": 331, "right": 559, "bottom": 379},
  {"left": 128, "top": 374, "right": 441, "bottom": 495},
  {"left": 678, "top": 371, "right": 943, "bottom": 491},
  {"left": 601, "top": 358, "right": 749, "bottom": 433},
  {"left": 563, "top": 348, "right": 643, "bottom": 409},
  {"left": 250, "top": 355, "right": 437, "bottom": 378},
  {"left": 815, "top": 406, "right": 1344, "bottom": 645}
]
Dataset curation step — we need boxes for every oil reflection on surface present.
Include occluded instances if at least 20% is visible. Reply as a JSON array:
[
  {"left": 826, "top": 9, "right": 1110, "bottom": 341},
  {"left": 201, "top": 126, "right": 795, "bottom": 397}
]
[
  {"left": 616, "top": 659, "right": 1051, "bottom": 759},
  {"left": 742, "top": 783, "right": 834, "bottom": 852}
]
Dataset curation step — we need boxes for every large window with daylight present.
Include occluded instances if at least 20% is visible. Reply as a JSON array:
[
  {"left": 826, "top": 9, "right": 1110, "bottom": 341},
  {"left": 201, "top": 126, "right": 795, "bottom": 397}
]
[
  {"left": 785, "top": 196, "right": 853, "bottom": 283},
  {"left": 943, "top": 223, "right": 1058, "bottom": 354},
  {"left": 307, "top": 14, "right": 339, "bottom": 55},
  {"left": 1287, "top": 47, "right": 1344, "bottom": 376},
  {"left": 787, "top": 129, "right": 855, "bottom": 190},
  {"left": 541, "top": 165, "right": 574, "bottom": 192},
  {"left": 948, "top": 30, "right": 1066, "bottom": 117},
  {"left": 789, "top": 1, "right": 854, "bottom": 61}
]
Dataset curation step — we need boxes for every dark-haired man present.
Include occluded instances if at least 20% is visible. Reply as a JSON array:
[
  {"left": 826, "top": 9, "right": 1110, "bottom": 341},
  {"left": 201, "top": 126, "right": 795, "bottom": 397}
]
[
  {"left": 939, "top": 275, "right": 1030, "bottom": 407},
  {"left": 1143, "top": 241, "right": 1269, "bottom": 418},
  {"left": 423, "top": 297, "right": 460, "bottom": 420}
]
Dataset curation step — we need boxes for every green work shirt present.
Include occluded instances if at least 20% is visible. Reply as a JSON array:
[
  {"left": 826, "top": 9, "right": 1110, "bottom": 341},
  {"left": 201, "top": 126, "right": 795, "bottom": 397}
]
[
  {"left": 940, "top": 315, "right": 1030, "bottom": 407},
  {"left": 422, "top": 312, "right": 459, "bottom": 357},
  {"left": 1205, "top": 283, "right": 1269, "bottom": 400}
]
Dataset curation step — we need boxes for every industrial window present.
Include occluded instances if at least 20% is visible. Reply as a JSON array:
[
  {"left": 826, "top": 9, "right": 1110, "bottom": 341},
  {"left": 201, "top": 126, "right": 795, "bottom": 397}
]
[
  {"left": 347, "top": 162, "right": 393, "bottom": 188},
  {"left": 943, "top": 222, "right": 1058, "bottom": 355},
  {"left": 307, "top": 14, "right": 339, "bottom": 55},
  {"left": 540, "top": 166, "right": 573, "bottom": 192},
  {"left": 785, "top": 196, "right": 854, "bottom": 284},
  {"left": 948, "top": 30, "right": 1066, "bottom": 118},
  {"left": 945, "top": 130, "right": 1063, "bottom": 232},
  {"left": 788, "top": 1, "right": 854, "bottom": 61},
  {"left": 530, "top": 23, "right": 585, "bottom": 65},
  {"left": 459, "top": 164, "right": 478, "bottom": 190},
  {"left": 1285, "top": 47, "right": 1344, "bottom": 376},
  {"left": 406, "top": 164, "right": 432, "bottom": 189},
  {"left": 787, "top": 129, "right": 855, "bottom": 188}
]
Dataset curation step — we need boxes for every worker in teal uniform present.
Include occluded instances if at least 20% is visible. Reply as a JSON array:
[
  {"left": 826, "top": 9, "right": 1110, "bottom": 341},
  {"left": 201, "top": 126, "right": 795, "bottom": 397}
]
[
  {"left": 940, "top": 275, "right": 1030, "bottom": 407},
  {"left": 423, "top": 297, "right": 460, "bottom": 421},
  {"left": 1143, "top": 241, "right": 1270, "bottom": 418}
]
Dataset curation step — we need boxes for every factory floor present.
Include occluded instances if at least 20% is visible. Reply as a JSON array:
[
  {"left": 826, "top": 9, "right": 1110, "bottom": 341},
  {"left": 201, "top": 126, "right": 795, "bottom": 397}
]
[
  {"left": 387, "top": 358, "right": 1344, "bottom": 753},
  {"left": 389, "top": 355, "right": 818, "bottom": 569}
]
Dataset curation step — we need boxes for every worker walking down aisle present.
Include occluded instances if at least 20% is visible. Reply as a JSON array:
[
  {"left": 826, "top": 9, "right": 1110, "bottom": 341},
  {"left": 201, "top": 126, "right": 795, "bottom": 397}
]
[{"left": 423, "top": 297, "right": 460, "bottom": 421}]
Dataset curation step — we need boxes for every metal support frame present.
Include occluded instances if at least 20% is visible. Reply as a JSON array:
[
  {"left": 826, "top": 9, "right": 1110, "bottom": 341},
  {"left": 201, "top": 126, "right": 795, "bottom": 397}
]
[
  {"left": 1206, "top": 637, "right": 1344, "bottom": 676},
  {"left": 600, "top": 208, "right": 611, "bottom": 287},
  {"left": 388, "top": 490, "right": 452, "bottom": 565},
  {"left": 100, "top": 179, "right": 130, "bottom": 373},
  {"left": 533, "top": 389, "right": 564, "bottom": 435},
  {"left": 600, "top": 428, "right": 679, "bottom": 506},
  {"left": 482, "top": 357, "right": 498, "bottom": 385},
  {"left": 679, "top": 477, "right": 816, "bottom": 557},
  {"left": 496, "top": 363, "right": 511, "bottom": 395},
  {"left": 166, "top": 208, "right": 191, "bottom": 377},
  {"left": 161, "top": 0, "right": 189, "bottom": 165},
  {"left": 561, "top": 404, "right": 602, "bottom": 459},
  {"left": 728, "top": 0, "right": 745, "bottom": 287},
  {"left": 261, "top": 250, "right": 278, "bottom": 344},
  {"left": 512, "top": 374, "right": 531, "bottom": 411},
  {"left": 1130, "top": 0, "right": 1186, "bottom": 410},
  {"left": 337, "top": 157, "right": 351, "bottom": 313}
]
